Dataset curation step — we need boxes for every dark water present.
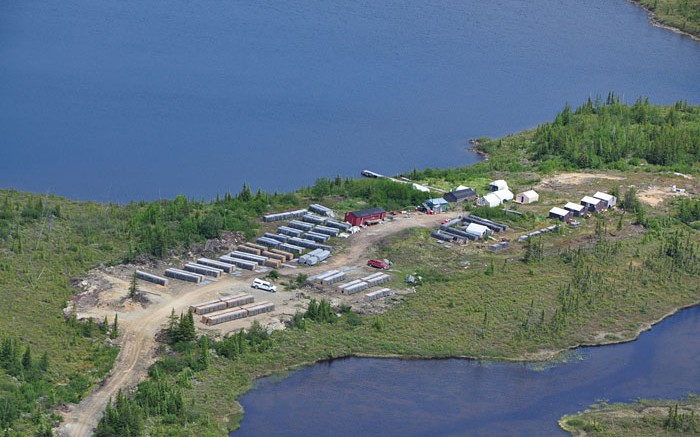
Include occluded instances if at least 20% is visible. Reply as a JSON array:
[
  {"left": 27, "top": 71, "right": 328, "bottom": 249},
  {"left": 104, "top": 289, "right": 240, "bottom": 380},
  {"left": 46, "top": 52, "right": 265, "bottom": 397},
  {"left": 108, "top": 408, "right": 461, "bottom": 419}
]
[
  {"left": 235, "top": 306, "right": 700, "bottom": 436},
  {"left": 2, "top": 0, "right": 700, "bottom": 202}
]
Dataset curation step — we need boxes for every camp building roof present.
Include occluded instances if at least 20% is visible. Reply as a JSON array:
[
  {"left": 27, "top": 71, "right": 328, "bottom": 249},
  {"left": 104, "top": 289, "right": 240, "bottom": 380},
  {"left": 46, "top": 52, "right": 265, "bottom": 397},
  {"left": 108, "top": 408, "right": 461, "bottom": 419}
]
[
  {"left": 564, "top": 202, "right": 585, "bottom": 212},
  {"left": 581, "top": 196, "right": 601, "bottom": 205},
  {"left": 549, "top": 207, "right": 569, "bottom": 217},
  {"left": 348, "top": 207, "right": 386, "bottom": 217}
]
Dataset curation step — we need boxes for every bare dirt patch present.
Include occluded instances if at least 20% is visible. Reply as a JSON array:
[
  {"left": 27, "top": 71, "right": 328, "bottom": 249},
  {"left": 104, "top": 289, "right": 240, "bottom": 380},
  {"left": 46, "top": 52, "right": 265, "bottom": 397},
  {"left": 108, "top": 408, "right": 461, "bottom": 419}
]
[
  {"left": 636, "top": 185, "right": 689, "bottom": 207},
  {"left": 535, "top": 172, "right": 625, "bottom": 190}
]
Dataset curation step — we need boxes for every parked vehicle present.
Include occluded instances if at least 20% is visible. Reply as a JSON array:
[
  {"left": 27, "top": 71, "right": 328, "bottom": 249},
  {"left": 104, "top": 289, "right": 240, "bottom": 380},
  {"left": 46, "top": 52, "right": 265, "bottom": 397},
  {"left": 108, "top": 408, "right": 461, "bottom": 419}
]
[
  {"left": 367, "top": 259, "right": 389, "bottom": 270},
  {"left": 252, "top": 278, "right": 277, "bottom": 292}
]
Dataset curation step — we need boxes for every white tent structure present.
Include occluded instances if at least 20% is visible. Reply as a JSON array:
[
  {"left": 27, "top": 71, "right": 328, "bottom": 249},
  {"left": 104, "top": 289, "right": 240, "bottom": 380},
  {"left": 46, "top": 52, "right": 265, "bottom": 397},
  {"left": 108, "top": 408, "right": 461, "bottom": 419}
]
[
  {"left": 479, "top": 193, "right": 501, "bottom": 208},
  {"left": 493, "top": 189, "right": 514, "bottom": 203},
  {"left": 488, "top": 180, "right": 509, "bottom": 192},
  {"left": 412, "top": 183, "right": 431, "bottom": 193},
  {"left": 514, "top": 190, "right": 539, "bottom": 204},
  {"left": 465, "top": 223, "right": 490, "bottom": 239}
]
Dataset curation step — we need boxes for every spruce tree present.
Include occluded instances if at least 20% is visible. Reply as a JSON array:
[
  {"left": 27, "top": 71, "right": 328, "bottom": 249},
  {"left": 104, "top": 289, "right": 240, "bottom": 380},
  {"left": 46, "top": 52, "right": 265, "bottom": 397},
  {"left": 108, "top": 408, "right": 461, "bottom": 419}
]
[
  {"left": 128, "top": 273, "right": 139, "bottom": 299},
  {"left": 110, "top": 314, "right": 119, "bottom": 339}
]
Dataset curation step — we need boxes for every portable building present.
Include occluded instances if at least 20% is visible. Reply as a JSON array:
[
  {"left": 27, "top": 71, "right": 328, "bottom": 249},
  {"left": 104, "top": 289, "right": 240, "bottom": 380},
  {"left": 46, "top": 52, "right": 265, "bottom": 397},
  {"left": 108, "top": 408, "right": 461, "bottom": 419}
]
[
  {"left": 263, "top": 232, "right": 288, "bottom": 243},
  {"left": 493, "top": 189, "right": 514, "bottom": 203},
  {"left": 202, "top": 308, "right": 248, "bottom": 326},
  {"left": 279, "top": 243, "right": 304, "bottom": 255},
  {"left": 548, "top": 207, "right": 572, "bottom": 222},
  {"left": 263, "top": 209, "right": 307, "bottom": 223},
  {"left": 136, "top": 270, "right": 168, "bottom": 286},
  {"left": 593, "top": 192, "right": 616, "bottom": 208},
  {"left": 219, "top": 255, "right": 257, "bottom": 271},
  {"left": 314, "top": 225, "right": 340, "bottom": 237},
  {"left": 196, "top": 258, "right": 235, "bottom": 273},
  {"left": 424, "top": 198, "right": 449, "bottom": 213},
  {"left": 366, "top": 288, "right": 391, "bottom": 302},
  {"left": 514, "top": 190, "right": 539, "bottom": 204},
  {"left": 164, "top": 268, "right": 204, "bottom": 283},
  {"left": 431, "top": 230, "right": 456, "bottom": 242},
  {"left": 251, "top": 237, "right": 282, "bottom": 247},
  {"left": 581, "top": 196, "right": 604, "bottom": 212},
  {"left": 289, "top": 220, "right": 314, "bottom": 232},
  {"left": 321, "top": 272, "right": 347, "bottom": 285},
  {"left": 443, "top": 188, "right": 478, "bottom": 203},
  {"left": 236, "top": 245, "right": 262, "bottom": 255},
  {"left": 302, "top": 213, "right": 327, "bottom": 225},
  {"left": 465, "top": 223, "right": 491, "bottom": 239},
  {"left": 310, "top": 270, "right": 340, "bottom": 283},
  {"left": 488, "top": 180, "right": 509, "bottom": 192},
  {"left": 344, "top": 207, "right": 387, "bottom": 226},
  {"left": 563, "top": 202, "right": 586, "bottom": 217},
  {"left": 270, "top": 248, "right": 294, "bottom": 260},
  {"left": 308, "top": 204, "right": 336, "bottom": 218},
  {"left": 325, "top": 220, "right": 352, "bottom": 231},
  {"left": 277, "top": 226, "right": 303, "bottom": 238},
  {"left": 184, "top": 263, "right": 222, "bottom": 278}
]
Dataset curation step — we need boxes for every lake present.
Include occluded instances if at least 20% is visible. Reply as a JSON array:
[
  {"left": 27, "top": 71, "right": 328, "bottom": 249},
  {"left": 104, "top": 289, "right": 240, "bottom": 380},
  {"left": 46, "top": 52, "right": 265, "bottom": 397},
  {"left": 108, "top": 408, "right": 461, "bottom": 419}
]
[
  {"left": 236, "top": 307, "right": 700, "bottom": 436},
  {"left": 1, "top": 0, "right": 700, "bottom": 202}
]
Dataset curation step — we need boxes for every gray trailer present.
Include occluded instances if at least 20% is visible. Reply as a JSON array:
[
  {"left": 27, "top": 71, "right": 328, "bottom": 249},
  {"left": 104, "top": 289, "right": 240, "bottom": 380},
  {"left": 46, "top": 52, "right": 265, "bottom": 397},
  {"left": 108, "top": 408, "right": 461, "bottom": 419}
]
[
  {"left": 165, "top": 268, "right": 204, "bottom": 283},
  {"left": 184, "top": 263, "right": 223, "bottom": 278},
  {"left": 135, "top": 270, "right": 169, "bottom": 286},
  {"left": 196, "top": 258, "right": 235, "bottom": 273},
  {"left": 219, "top": 255, "right": 257, "bottom": 271}
]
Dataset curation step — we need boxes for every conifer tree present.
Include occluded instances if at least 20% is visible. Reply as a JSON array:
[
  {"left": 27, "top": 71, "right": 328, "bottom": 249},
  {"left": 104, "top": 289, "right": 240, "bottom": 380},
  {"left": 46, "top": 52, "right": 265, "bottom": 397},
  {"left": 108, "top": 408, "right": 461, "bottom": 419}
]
[{"left": 110, "top": 314, "right": 119, "bottom": 339}]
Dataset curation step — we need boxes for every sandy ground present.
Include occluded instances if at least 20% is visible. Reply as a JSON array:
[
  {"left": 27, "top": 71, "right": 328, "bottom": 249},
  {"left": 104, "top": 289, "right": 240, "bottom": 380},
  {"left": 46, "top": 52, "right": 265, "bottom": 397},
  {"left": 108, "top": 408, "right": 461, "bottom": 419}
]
[
  {"left": 55, "top": 211, "right": 449, "bottom": 437},
  {"left": 535, "top": 172, "right": 625, "bottom": 190}
]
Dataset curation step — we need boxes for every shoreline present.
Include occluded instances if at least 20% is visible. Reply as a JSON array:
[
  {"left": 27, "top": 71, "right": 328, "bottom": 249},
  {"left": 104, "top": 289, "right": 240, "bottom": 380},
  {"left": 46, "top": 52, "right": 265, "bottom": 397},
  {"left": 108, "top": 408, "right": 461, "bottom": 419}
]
[
  {"left": 229, "top": 302, "right": 700, "bottom": 431},
  {"left": 630, "top": 0, "right": 700, "bottom": 42}
]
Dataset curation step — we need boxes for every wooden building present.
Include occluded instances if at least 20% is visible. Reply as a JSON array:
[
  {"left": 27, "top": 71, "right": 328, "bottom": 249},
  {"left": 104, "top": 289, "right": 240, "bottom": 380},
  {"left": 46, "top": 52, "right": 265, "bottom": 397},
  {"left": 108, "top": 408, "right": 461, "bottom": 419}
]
[{"left": 344, "top": 207, "right": 387, "bottom": 226}]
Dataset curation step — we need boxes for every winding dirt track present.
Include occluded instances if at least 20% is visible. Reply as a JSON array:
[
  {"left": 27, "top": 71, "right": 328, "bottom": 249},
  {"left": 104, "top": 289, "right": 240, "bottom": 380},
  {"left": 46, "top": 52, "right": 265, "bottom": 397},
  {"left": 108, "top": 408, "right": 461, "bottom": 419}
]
[{"left": 54, "top": 212, "right": 447, "bottom": 436}]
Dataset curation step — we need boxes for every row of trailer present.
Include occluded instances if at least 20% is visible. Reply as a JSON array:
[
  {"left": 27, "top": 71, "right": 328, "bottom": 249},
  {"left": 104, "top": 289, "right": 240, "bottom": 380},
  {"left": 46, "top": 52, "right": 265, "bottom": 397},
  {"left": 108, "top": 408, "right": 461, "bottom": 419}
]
[
  {"left": 308, "top": 269, "right": 392, "bottom": 300},
  {"left": 433, "top": 214, "right": 509, "bottom": 243},
  {"left": 189, "top": 292, "right": 275, "bottom": 326},
  {"left": 549, "top": 192, "right": 617, "bottom": 222}
]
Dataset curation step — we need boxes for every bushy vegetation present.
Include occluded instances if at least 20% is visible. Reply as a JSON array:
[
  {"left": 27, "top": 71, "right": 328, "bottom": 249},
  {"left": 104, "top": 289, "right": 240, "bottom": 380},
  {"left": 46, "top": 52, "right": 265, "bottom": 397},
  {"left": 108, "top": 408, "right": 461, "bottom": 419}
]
[
  {"left": 532, "top": 96, "right": 700, "bottom": 170},
  {"left": 636, "top": 0, "right": 700, "bottom": 38},
  {"left": 561, "top": 394, "right": 700, "bottom": 436}
]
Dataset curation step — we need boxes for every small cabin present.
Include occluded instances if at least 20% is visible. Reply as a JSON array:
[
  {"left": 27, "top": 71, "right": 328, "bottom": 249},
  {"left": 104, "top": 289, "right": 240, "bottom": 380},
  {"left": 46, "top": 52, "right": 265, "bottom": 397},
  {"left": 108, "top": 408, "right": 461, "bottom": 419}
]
[
  {"left": 581, "top": 196, "right": 604, "bottom": 212},
  {"left": 564, "top": 202, "right": 586, "bottom": 217},
  {"left": 344, "top": 207, "right": 386, "bottom": 226},
  {"left": 424, "top": 198, "right": 449, "bottom": 213},
  {"left": 488, "top": 180, "right": 509, "bottom": 192},
  {"left": 549, "top": 207, "right": 572, "bottom": 222},
  {"left": 443, "top": 188, "right": 478, "bottom": 203},
  {"left": 593, "top": 192, "right": 616, "bottom": 209},
  {"left": 514, "top": 190, "right": 539, "bottom": 204}
]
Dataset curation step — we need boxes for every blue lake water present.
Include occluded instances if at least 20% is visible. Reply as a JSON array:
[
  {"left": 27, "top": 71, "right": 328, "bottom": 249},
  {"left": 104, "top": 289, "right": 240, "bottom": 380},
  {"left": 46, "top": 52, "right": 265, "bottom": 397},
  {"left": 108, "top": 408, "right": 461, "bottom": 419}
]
[
  {"left": 236, "top": 306, "right": 700, "bottom": 436},
  {"left": 2, "top": 0, "right": 700, "bottom": 202}
]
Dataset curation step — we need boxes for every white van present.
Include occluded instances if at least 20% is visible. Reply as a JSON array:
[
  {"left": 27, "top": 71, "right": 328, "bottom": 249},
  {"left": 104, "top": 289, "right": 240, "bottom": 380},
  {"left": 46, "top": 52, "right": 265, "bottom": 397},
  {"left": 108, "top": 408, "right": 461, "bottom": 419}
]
[{"left": 252, "top": 278, "right": 277, "bottom": 292}]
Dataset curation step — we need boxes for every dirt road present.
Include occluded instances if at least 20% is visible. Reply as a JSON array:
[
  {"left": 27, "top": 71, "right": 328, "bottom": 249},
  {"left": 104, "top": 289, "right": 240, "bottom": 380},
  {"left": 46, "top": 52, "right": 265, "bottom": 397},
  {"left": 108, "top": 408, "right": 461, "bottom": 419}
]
[{"left": 54, "top": 211, "right": 449, "bottom": 436}]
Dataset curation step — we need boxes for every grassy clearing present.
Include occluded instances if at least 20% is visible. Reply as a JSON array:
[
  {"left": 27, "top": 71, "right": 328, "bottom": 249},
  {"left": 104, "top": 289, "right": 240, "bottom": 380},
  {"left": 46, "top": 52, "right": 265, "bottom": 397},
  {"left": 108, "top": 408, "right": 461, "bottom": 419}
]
[{"left": 560, "top": 394, "right": 700, "bottom": 436}]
